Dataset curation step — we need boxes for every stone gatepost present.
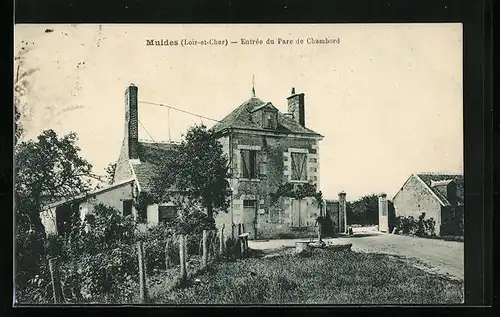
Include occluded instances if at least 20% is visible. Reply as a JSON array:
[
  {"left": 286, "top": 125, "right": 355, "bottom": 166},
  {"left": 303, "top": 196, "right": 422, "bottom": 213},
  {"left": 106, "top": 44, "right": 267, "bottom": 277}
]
[
  {"left": 378, "top": 193, "right": 389, "bottom": 232},
  {"left": 338, "top": 191, "right": 347, "bottom": 233}
]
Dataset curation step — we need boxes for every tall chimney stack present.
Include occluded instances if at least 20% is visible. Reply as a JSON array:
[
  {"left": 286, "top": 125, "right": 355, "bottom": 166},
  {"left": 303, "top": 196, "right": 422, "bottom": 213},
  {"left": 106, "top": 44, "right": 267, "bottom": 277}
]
[
  {"left": 287, "top": 87, "right": 305, "bottom": 127},
  {"left": 124, "top": 84, "right": 139, "bottom": 160}
]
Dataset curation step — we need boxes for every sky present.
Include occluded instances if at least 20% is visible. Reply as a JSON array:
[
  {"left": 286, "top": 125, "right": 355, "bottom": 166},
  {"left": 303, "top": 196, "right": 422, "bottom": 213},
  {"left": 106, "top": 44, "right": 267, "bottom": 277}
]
[{"left": 14, "top": 23, "right": 463, "bottom": 201}]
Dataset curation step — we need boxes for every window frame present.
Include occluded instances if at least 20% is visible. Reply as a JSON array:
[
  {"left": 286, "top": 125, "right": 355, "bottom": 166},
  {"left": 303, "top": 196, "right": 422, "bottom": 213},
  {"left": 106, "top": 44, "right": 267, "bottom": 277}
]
[
  {"left": 262, "top": 110, "right": 277, "bottom": 129},
  {"left": 240, "top": 149, "right": 258, "bottom": 179},
  {"left": 290, "top": 151, "right": 308, "bottom": 181}
]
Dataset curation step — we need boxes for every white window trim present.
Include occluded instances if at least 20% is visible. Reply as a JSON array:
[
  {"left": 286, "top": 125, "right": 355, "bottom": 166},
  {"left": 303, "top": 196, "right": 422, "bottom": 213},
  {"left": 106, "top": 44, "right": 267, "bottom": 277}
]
[
  {"left": 237, "top": 145, "right": 261, "bottom": 151},
  {"left": 287, "top": 148, "right": 309, "bottom": 154}
]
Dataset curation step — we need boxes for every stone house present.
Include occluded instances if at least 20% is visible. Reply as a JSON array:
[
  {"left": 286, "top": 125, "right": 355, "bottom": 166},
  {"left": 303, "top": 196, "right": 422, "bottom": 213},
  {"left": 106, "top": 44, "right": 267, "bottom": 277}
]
[
  {"left": 392, "top": 173, "right": 464, "bottom": 236},
  {"left": 42, "top": 84, "right": 324, "bottom": 239},
  {"left": 211, "top": 88, "right": 324, "bottom": 240}
]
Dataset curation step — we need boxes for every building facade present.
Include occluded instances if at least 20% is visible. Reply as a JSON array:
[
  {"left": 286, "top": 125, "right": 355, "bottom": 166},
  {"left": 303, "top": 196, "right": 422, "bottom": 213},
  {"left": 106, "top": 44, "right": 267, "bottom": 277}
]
[
  {"left": 40, "top": 178, "right": 136, "bottom": 236},
  {"left": 392, "top": 173, "right": 464, "bottom": 236},
  {"left": 212, "top": 88, "right": 324, "bottom": 240}
]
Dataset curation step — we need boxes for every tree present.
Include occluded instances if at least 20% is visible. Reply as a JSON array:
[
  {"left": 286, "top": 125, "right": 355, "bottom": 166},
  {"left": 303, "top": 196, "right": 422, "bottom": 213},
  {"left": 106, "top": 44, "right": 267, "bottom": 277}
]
[
  {"left": 104, "top": 162, "right": 117, "bottom": 185},
  {"left": 347, "top": 194, "right": 379, "bottom": 226},
  {"left": 15, "top": 129, "right": 94, "bottom": 234},
  {"left": 151, "top": 124, "right": 230, "bottom": 219}
]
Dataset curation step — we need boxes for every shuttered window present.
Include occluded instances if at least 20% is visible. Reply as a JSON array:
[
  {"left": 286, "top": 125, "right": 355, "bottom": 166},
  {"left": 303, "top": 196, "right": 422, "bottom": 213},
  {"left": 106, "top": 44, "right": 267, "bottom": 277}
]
[
  {"left": 291, "top": 152, "right": 307, "bottom": 181},
  {"left": 241, "top": 149, "right": 257, "bottom": 179}
]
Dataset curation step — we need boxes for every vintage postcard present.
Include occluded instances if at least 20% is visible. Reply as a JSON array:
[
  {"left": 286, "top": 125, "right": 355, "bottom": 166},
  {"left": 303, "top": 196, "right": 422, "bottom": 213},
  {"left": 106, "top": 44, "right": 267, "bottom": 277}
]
[{"left": 14, "top": 23, "right": 464, "bottom": 305}]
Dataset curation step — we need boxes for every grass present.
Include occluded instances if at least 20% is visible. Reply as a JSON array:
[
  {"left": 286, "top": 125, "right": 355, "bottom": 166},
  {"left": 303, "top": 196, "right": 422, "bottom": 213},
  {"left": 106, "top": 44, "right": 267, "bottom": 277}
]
[{"left": 149, "top": 249, "right": 464, "bottom": 305}]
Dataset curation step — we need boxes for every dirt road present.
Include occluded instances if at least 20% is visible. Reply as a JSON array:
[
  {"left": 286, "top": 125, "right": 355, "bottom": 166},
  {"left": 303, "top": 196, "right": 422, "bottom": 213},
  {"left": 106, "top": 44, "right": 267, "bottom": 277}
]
[{"left": 248, "top": 230, "right": 464, "bottom": 281}]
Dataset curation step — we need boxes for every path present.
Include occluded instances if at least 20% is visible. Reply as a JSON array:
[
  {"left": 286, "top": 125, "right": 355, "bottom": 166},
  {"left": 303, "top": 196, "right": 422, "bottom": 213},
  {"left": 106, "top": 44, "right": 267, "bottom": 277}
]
[{"left": 248, "top": 227, "right": 464, "bottom": 281}]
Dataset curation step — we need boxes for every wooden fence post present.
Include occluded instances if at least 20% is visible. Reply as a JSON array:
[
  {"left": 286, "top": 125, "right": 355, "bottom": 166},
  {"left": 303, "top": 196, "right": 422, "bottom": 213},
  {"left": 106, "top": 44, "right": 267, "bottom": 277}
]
[
  {"left": 48, "top": 257, "right": 63, "bottom": 304},
  {"left": 202, "top": 230, "right": 208, "bottom": 268},
  {"left": 240, "top": 236, "right": 245, "bottom": 256},
  {"left": 137, "top": 240, "right": 149, "bottom": 304},
  {"left": 219, "top": 225, "right": 225, "bottom": 255},
  {"left": 179, "top": 235, "right": 187, "bottom": 282},
  {"left": 165, "top": 239, "right": 170, "bottom": 270}
]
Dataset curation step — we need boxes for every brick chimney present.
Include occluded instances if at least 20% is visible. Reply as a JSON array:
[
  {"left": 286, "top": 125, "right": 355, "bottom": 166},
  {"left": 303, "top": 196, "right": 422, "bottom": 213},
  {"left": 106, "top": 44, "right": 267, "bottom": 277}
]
[
  {"left": 124, "top": 84, "right": 139, "bottom": 160},
  {"left": 287, "top": 87, "right": 305, "bottom": 127}
]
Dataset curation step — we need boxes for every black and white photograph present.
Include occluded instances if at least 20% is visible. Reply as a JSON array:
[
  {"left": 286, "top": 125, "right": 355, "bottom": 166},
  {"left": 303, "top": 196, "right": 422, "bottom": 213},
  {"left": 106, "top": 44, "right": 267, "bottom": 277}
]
[{"left": 14, "top": 23, "right": 464, "bottom": 305}]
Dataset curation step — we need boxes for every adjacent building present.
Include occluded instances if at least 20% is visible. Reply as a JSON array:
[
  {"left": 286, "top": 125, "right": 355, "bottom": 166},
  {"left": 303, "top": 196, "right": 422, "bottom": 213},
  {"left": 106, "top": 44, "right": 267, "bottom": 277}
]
[{"left": 392, "top": 173, "right": 464, "bottom": 236}]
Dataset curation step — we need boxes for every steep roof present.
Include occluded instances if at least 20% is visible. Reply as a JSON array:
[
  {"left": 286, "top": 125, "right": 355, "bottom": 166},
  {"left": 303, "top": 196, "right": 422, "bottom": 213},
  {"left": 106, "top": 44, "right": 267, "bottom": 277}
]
[
  {"left": 212, "top": 97, "right": 322, "bottom": 136},
  {"left": 415, "top": 173, "right": 464, "bottom": 206},
  {"left": 132, "top": 141, "right": 180, "bottom": 192}
]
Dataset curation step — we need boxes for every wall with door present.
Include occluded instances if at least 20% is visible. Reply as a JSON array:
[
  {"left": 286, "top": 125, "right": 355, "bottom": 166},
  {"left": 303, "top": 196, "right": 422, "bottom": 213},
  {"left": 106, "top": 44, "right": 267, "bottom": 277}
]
[{"left": 219, "top": 131, "right": 321, "bottom": 240}]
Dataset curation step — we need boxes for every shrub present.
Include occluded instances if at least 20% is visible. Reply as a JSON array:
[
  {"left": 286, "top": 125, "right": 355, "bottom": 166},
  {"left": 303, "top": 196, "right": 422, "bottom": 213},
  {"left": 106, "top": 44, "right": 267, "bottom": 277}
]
[
  {"left": 17, "top": 201, "right": 223, "bottom": 304},
  {"left": 395, "top": 213, "right": 436, "bottom": 237}
]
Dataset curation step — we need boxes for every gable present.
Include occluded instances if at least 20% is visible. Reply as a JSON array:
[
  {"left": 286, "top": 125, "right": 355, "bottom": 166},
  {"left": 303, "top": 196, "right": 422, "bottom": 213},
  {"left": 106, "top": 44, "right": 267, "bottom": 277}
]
[
  {"left": 393, "top": 173, "right": 464, "bottom": 207},
  {"left": 416, "top": 174, "right": 464, "bottom": 206}
]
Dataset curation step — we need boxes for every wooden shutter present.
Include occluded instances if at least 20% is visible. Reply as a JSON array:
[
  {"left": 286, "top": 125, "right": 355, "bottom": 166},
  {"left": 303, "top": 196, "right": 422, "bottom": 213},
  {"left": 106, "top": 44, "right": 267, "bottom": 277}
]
[
  {"left": 299, "top": 153, "right": 307, "bottom": 180},
  {"left": 291, "top": 152, "right": 307, "bottom": 180},
  {"left": 241, "top": 150, "right": 250, "bottom": 178}
]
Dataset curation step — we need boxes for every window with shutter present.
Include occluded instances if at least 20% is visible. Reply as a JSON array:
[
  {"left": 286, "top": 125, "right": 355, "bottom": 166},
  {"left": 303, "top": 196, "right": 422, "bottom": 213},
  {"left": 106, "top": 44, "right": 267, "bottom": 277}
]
[
  {"left": 291, "top": 152, "right": 307, "bottom": 181},
  {"left": 241, "top": 149, "right": 258, "bottom": 179}
]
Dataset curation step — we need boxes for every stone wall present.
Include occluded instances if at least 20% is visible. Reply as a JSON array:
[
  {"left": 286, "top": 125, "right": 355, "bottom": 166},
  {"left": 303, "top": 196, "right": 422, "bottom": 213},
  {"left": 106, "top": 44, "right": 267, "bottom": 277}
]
[
  {"left": 217, "top": 130, "right": 321, "bottom": 240},
  {"left": 392, "top": 174, "right": 443, "bottom": 235}
]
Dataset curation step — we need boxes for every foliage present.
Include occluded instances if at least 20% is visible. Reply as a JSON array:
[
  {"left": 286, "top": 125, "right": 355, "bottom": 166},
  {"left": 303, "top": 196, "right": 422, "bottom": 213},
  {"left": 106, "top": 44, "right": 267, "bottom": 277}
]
[
  {"left": 16, "top": 204, "right": 141, "bottom": 304},
  {"left": 104, "top": 163, "right": 117, "bottom": 185},
  {"left": 394, "top": 212, "right": 436, "bottom": 237},
  {"left": 134, "top": 191, "right": 157, "bottom": 223},
  {"left": 440, "top": 206, "right": 464, "bottom": 236},
  {"left": 270, "top": 181, "right": 324, "bottom": 209},
  {"left": 151, "top": 124, "right": 230, "bottom": 218},
  {"left": 15, "top": 129, "right": 93, "bottom": 234},
  {"left": 346, "top": 194, "right": 379, "bottom": 226}
]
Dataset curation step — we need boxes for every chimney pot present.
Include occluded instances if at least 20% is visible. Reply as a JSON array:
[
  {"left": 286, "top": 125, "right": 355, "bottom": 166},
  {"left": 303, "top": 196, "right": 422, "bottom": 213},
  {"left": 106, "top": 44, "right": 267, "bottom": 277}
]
[{"left": 287, "top": 88, "right": 305, "bottom": 127}]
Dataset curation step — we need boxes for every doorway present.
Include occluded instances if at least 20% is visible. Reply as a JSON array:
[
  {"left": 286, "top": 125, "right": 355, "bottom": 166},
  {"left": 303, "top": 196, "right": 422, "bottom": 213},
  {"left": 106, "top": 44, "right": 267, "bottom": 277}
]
[
  {"left": 291, "top": 199, "right": 308, "bottom": 228},
  {"left": 242, "top": 199, "right": 257, "bottom": 239}
]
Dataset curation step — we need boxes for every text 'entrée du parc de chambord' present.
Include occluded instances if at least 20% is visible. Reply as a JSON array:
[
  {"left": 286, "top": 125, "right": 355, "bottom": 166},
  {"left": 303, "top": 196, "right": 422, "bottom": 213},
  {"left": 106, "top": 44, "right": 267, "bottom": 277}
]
[{"left": 146, "top": 37, "right": 341, "bottom": 47}]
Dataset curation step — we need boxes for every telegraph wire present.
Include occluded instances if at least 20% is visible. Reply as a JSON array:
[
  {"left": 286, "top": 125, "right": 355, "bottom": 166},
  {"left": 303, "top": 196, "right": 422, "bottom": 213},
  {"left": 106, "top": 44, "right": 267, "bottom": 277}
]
[
  {"left": 138, "top": 119, "right": 158, "bottom": 143},
  {"left": 139, "top": 100, "right": 221, "bottom": 123}
]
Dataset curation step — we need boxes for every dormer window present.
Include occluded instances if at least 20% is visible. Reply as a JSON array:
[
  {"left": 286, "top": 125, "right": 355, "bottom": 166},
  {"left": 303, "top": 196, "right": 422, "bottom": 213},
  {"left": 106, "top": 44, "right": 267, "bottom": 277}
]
[{"left": 263, "top": 111, "right": 277, "bottom": 129}]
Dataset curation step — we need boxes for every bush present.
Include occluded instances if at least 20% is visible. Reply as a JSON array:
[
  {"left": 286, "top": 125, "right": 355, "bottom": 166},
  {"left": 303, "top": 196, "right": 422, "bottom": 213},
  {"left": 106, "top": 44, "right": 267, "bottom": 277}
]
[
  {"left": 16, "top": 201, "right": 223, "bottom": 304},
  {"left": 394, "top": 213, "right": 436, "bottom": 237}
]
